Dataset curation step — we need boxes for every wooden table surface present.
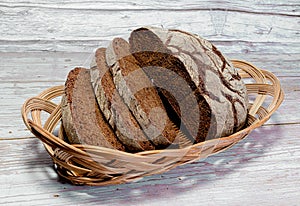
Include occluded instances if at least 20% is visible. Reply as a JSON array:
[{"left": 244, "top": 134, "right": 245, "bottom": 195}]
[{"left": 1, "top": 0, "right": 299, "bottom": 205}]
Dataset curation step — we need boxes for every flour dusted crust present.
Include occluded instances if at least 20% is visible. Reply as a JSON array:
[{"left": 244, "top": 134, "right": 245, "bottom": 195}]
[
  {"left": 90, "top": 48, "right": 155, "bottom": 152},
  {"left": 129, "top": 27, "right": 248, "bottom": 141},
  {"left": 61, "top": 67, "right": 125, "bottom": 151}
]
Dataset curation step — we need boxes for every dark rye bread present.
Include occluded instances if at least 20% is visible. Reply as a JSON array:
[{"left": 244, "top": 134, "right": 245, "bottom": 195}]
[
  {"left": 90, "top": 48, "right": 155, "bottom": 152},
  {"left": 61, "top": 67, "right": 125, "bottom": 151},
  {"left": 129, "top": 27, "right": 248, "bottom": 141},
  {"left": 129, "top": 28, "right": 215, "bottom": 143},
  {"left": 105, "top": 37, "right": 179, "bottom": 148}
]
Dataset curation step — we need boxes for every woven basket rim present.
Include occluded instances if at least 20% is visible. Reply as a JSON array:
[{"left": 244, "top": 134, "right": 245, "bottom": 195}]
[{"left": 21, "top": 59, "right": 284, "bottom": 186}]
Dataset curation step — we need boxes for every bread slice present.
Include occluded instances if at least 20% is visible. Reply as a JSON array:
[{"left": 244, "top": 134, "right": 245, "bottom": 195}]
[
  {"left": 106, "top": 37, "right": 179, "bottom": 148},
  {"left": 61, "top": 67, "right": 125, "bottom": 151},
  {"left": 90, "top": 48, "right": 155, "bottom": 152},
  {"left": 129, "top": 27, "right": 248, "bottom": 141}
]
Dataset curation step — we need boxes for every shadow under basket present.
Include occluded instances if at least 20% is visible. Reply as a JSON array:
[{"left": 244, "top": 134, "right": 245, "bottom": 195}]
[{"left": 21, "top": 60, "right": 284, "bottom": 186}]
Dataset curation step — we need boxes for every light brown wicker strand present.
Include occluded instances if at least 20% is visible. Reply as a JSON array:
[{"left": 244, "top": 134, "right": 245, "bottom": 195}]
[
  {"left": 234, "top": 60, "right": 267, "bottom": 117},
  {"left": 21, "top": 60, "right": 284, "bottom": 186}
]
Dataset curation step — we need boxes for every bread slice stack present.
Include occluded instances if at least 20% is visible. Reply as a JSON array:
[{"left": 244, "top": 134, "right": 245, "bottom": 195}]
[{"left": 61, "top": 26, "right": 248, "bottom": 153}]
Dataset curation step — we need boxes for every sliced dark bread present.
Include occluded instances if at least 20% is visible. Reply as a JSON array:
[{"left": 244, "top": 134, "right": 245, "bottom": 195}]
[
  {"left": 129, "top": 27, "right": 215, "bottom": 143},
  {"left": 90, "top": 48, "right": 155, "bottom": 152},
  {"left": 61, "top": 67, "right": 125, "bottom": 151},
  {"left": 106, "top": 37, "right": 179, "bottom": 148}
]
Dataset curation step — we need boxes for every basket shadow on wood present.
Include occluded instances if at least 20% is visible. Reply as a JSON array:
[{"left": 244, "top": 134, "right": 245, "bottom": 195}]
[{"left": 21, "top": 60, "right": 284, "bottom": 186}]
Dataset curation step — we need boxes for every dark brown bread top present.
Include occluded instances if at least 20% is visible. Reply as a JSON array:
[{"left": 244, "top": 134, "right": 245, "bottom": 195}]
[
  {"left": 129, "top": 28, "right": 215, "bottom": 143},
  {"left": 106, "top": 38, "right": 179, "bottom": 148},
  {"left": 61, "top": 67, "right": 125, "bottom": 151},
  {"left": 90, "top": 48, "right": 155, "bottom": 152}
]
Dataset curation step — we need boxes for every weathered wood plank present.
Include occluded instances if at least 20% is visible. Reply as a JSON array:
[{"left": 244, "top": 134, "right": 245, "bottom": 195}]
[
  {"left": 1, "top": 5, "right": 299, "bottom": 52},
  {"left": 0, "top": 51, "right": 299, "bottom": 83},
  {"left": 0, "top": 0, "right": 299, "bottom": 15},
  {"left": 265, "top": 76, "right": 300, "bottom": 124},
  {"left": 0, "top": 52, "right": 92, "bottom": 81},
  {"left": 0, "top": 81, "right": 63, "bottom": 138},
  {"left": 1, "top": 124, "right": 300, "bottom": 205},
  {"left": 1, "top": 39, "right": 299, "bottom": 55}
]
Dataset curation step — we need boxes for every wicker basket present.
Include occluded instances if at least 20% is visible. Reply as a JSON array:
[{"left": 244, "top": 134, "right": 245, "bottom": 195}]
[{"left": 21, "top": 60, "right": 284, "bottom": 186}]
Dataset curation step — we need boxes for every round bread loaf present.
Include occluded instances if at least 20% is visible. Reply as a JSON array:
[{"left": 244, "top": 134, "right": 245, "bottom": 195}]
[{"left": 129, "top": 26, "right": 248, "bottom": 142}]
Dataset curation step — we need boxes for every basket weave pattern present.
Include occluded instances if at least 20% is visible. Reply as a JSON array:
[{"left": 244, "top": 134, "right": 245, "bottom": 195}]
[{"left": 22, "top": 60, "right": 284, "bottom": 186}]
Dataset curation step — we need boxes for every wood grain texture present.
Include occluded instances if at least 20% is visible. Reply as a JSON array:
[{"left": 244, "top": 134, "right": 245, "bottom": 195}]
[
  {"left": 0, "top": 0, "right": 299, "bottom": 205},
  {"left": 1, "top": 124, "right": 300, "bottom": 205},
  {"left": 0, "top": 52, "right": 299, "bottom": 82},
  {"left": 0, "top": 1, "right": 299, "bottom": 52},
  {"left": 1, "top": 0, "right": 299, "bottom": 14}
]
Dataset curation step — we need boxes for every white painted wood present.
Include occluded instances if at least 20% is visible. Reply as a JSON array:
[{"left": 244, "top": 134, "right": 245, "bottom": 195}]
[
  {"left": 0, "top": 0, "right": 299, "bottom": 205},
  {"left": 1, "top": 124, "right": 300, "bottom": 205},
  {"left": 1, "top": 0, "right": 299, "bottom": 12},
  {"left": 1, "top": 52, "right": 299, "bottom": 82},
  {"left": 0, "top": 1, "right": 299, "bottom": 52}
]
